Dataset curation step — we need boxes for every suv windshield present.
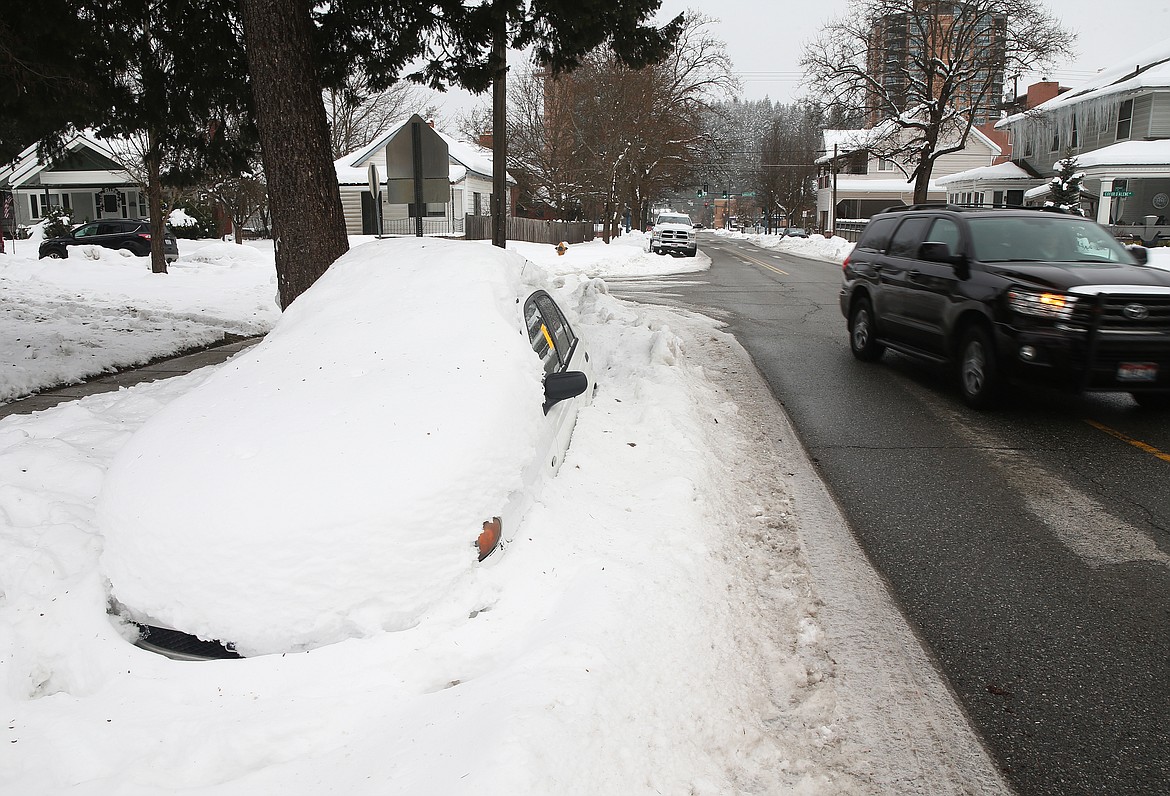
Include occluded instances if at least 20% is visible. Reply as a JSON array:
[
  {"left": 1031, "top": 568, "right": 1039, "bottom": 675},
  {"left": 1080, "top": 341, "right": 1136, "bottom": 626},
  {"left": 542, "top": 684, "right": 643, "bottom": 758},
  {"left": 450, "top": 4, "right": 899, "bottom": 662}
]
[
  {"left": 658, "top": 215, "right": 690, "bottom": 225},
  {"left": 968, "top": 216, "right": 1135, "bottom": 264}
]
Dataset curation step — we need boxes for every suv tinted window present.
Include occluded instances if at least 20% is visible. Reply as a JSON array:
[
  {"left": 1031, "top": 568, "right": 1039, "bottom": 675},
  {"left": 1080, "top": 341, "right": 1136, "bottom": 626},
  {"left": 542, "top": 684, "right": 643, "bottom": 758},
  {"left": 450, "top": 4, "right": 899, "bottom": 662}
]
[
  {"left": 97, "top": 222, "right": 123, "bottom": 235},
  {"left": 927, "top": 218, "right": 962, "bottom": 252},
  {"left": 888, "top": 217, "right": 932, "bottom": 258},
  {"left": 857, "top": 216, "right": 899, "bottom": 252}
]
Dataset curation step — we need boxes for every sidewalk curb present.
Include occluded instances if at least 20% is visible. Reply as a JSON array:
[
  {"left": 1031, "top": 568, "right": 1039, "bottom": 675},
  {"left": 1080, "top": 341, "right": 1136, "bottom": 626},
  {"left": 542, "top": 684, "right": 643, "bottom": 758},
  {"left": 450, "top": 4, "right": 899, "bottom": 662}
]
[{"left": 0, "top": 334, "right": 265, "bottom": 420}]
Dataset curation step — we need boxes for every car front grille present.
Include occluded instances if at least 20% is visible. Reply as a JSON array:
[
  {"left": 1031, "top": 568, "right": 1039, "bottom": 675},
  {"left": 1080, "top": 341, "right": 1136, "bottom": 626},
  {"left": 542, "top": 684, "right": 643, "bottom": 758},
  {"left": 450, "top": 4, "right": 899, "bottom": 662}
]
[
  {"left": 1069, "top": 293, "right": 1170, "bottom": 333},
  {"left": 659, "top": 230, "right": 689, "bottom": 243},
  {"left": 136, "top": 623, "right": 241, "bottom": 660}
]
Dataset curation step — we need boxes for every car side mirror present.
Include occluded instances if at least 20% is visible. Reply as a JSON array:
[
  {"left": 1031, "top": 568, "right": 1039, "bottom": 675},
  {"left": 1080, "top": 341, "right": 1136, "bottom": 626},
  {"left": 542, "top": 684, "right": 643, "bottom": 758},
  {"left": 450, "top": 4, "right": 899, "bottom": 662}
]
[
  {"left": 919, "top": 241, "right": 967, "bottom": 268},
  {"left": 1127, "top": 244, "right": 1149, "bottom": 265},
  {"left": 544, "top": 371, "right": 588, "bottom": 412}
]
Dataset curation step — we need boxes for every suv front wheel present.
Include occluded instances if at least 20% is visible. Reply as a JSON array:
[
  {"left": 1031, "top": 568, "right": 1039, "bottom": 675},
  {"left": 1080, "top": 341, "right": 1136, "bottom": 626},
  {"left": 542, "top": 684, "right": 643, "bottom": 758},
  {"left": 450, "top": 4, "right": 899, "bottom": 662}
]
[
  {"left": 958, "top": 325, "right": 1000, "bottom": 408},
  {"left": 849, "top": 297, "right": 884, "bottom": 361}
]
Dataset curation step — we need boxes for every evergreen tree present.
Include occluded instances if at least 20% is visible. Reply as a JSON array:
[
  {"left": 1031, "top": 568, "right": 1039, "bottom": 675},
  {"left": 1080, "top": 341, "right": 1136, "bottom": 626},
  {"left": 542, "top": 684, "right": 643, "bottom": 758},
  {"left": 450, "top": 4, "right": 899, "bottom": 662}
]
[
  {"left": 2, "top": 0, "right": 257, "bottom": 274},
  {"left": 1045, "top": 149, "right": 1085, "bottom": 215}
]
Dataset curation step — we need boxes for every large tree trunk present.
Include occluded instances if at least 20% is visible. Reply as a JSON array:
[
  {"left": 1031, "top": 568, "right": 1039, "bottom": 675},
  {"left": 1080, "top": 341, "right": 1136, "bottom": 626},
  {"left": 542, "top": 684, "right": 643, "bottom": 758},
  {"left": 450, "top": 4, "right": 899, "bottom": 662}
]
[
  {"left": 238, "top": 0, "right": 348, "bottom": 309},
  {"left": 145, "top": 128, "right": 168, "bottom": 274}
]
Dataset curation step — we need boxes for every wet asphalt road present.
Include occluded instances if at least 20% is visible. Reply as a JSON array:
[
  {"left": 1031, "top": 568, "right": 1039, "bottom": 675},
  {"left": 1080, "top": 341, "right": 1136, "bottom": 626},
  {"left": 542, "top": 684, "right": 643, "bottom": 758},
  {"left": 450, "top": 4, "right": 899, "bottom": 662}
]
[{"left": 612, "top": 233, "right": 1170, "bottom": 795}]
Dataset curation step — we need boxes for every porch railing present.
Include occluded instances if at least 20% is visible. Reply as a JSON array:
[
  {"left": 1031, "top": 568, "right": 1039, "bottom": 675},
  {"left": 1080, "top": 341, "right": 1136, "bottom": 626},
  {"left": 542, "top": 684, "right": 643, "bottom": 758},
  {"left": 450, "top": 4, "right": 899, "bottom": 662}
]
[{"left": 380, "top": 216, "right": 465, "bottom": 237}]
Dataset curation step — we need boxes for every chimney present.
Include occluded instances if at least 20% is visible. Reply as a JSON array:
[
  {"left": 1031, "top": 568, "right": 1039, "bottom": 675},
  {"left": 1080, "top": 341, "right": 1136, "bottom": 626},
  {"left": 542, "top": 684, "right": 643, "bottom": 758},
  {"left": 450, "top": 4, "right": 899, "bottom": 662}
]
[
  {"left": 1026, "top": 81, "right": 1062, "bottom": 110},
  {"left": 478, "top": 133, "right": 493, "bottom": 149}
]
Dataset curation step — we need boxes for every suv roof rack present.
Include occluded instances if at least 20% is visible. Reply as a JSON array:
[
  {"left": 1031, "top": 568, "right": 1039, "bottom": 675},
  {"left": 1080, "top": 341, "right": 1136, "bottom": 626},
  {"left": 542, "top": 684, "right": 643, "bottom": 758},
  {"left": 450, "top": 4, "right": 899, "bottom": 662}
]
[{"left": 878, "top": 203, "right": 1076, "bottom": 216}]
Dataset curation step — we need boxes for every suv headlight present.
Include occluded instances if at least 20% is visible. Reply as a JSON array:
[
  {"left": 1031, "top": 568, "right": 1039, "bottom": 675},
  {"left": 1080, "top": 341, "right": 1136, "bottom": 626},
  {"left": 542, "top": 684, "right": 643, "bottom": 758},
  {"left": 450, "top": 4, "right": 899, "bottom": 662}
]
[{"left": 1007, "top": 289, "right": 1077, "bottom": 320}]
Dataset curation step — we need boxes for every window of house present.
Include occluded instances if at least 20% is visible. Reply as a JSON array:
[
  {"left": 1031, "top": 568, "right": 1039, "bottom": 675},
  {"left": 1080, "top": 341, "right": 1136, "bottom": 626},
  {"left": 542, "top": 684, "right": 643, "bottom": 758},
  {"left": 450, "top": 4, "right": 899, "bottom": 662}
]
[
  {"left": 29, "top": 195, "right": 40, "bottom": 219},
  {"left": 1070, "top": 116, "right": 1079, "bottom": 148},
  {"left": 472, "top": 192, "right": 482, "bottom": 216},
  {"left": 407, "top": 202, "right": 446, "bottom": 218},
  {"left": 877, "top": 158, "right": 896, "bottom": 171},
  {"left": 1051, "top": 128, "right": 1060, "bottom": 151},
  {"left": 1117, "top": 99, "right": 1133, "bottom": 140}
]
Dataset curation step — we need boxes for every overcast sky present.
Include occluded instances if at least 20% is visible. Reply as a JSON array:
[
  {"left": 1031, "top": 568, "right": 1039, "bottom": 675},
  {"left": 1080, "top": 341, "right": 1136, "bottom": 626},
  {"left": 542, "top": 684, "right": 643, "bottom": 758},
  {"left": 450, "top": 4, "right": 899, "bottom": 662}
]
[
  {"left": 431, "top": 0, "right": 1169, "bottom": 126},
  {"left": 651, "top": 0, "right": 1170, "bottom": 104}
]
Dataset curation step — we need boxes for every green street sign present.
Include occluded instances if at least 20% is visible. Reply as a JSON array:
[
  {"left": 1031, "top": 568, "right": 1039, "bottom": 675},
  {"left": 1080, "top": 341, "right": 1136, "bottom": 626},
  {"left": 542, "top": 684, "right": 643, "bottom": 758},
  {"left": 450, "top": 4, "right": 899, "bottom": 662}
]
[
  {"left": 741, "top": 191, "right": 756, "bottom": 197},
  {"left": 1103, "top": 190, "right": 1134, "bottom": 197}
]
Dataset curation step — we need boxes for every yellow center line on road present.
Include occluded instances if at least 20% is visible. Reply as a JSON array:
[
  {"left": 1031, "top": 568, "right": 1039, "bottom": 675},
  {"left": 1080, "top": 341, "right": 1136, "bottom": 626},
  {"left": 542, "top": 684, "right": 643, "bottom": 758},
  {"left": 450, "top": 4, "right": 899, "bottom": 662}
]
[
  {"left": 1084, "top": 419, "right": 1170, "bottom": 463},
  {"left": 734, "top": 250, "right": 789, "bottom": 276}
]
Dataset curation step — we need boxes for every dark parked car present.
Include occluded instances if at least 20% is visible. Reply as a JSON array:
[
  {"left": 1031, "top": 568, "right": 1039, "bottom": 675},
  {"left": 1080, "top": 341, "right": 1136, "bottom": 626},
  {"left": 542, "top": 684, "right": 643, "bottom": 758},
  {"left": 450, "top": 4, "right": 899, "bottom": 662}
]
[
  {"left": 781, "top": 227, "right": 809, "bottom": 238},
  {"left": 39, "top": 218, "right": 179, "bottom": 261},
  {"left": 840, "top": 204, "right": 1170, "bottom": 408}
]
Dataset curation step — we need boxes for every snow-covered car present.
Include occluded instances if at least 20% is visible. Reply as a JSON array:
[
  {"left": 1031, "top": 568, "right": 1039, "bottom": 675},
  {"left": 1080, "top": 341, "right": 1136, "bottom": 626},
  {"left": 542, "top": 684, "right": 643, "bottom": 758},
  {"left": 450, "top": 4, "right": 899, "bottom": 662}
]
[
  {"left": 39, "top": 218, "right": 180, "bottom": 261},
  {"left": 649, "top": 212, "right": 698, "bottom": 257},
  {"left": 97, "top": 237, "right": 595, "bottom": 659}
]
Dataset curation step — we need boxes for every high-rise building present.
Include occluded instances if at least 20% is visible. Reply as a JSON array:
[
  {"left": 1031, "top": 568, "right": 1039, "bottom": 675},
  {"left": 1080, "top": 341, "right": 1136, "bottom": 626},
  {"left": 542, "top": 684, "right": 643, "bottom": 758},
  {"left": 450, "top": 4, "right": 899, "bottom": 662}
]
[{"left": 865, "top": 1, "right": 1006, "bottom": 126}]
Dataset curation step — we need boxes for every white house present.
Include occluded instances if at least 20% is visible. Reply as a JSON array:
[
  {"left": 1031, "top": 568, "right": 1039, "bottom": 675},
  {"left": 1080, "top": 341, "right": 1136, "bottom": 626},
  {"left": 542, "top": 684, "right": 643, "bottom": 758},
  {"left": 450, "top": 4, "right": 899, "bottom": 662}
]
[
  {"left": 0, "top": 133, "right": 144, "bottom": 232},
  {"left": 815, "top": 124, "right": 1003, "bottom": 230},
  {"left": 935, "top": 160, "right": 1039, "bottom": 207},
  {"left": 333, "top": 116, "right": 515, "bottom": 236},
  {"left": 995, "top": 40, "right": 1170, "bottom": 242}
]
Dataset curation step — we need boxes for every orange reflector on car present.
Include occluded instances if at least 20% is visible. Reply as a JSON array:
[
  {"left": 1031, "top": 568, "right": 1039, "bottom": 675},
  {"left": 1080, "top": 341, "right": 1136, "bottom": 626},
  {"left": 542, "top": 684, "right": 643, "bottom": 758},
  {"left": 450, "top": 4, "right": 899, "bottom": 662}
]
[{"left": 477, "top": 517, "right": 502, "bottom": 561}]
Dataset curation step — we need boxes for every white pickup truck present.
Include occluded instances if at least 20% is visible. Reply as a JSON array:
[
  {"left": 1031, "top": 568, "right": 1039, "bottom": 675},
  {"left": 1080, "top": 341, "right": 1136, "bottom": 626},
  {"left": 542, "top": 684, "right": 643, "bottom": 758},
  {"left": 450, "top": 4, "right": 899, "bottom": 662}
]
[{"left": 649, "top": 212, "right": 698, "bottom": 257}]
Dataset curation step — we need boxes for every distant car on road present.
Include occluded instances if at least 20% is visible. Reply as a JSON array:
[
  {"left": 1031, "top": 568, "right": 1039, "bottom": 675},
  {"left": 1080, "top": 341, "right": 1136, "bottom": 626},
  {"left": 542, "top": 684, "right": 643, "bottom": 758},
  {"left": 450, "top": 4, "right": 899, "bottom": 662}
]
[
  {"left": 840, "top": 205, "right": 1170, "bottom": 408},
  {"left": 39, "top": 218, "right": 179, "bottom": 261},
  {"left": 98, "top": 238, "right": 596, "bottom": 659},
  {"left": 650, "top": 212, "right": 698, "bottom": 257}
]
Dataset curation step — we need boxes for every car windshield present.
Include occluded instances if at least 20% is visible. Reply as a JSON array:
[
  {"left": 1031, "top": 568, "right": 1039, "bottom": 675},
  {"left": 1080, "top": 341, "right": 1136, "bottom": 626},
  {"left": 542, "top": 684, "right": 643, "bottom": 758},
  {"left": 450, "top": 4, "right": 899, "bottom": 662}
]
[
  {"left": 968, "top": 216, "right": 1136, "bottom": 264},
  {"left": 658, "top": 215, "right": 690, "bottom": 225}
]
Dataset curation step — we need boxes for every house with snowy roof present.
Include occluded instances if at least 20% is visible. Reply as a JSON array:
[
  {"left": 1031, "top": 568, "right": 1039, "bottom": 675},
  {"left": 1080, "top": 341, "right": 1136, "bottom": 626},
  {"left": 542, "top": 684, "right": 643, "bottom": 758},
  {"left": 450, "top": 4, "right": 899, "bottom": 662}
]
[
  {"left": 334, "top": 115, "right": 515, "bottom": 236},
  {"left": 0, "top": 133, "right": 144, "bottom": 234},
  {"left": 995, "top": 39, "right": 1170, "bottom": 239},
  {"left": 814, "top": 124, "right": 1003, "bottom": 231}
]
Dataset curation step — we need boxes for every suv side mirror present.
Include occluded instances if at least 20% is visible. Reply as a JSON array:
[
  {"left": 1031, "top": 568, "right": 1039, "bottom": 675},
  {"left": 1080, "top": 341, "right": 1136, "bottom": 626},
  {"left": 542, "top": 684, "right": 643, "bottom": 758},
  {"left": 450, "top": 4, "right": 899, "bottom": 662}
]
[
  {"left": 1127, "top": 244, "right": 1149, "bottom": 265},
  {"left": 919, "top": 241, "right": 966, "bottom": 267}
]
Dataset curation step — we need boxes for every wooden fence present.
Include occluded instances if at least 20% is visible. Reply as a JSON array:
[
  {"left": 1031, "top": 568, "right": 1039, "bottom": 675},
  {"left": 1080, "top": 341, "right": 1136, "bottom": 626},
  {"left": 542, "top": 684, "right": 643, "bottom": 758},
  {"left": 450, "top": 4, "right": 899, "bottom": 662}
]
[{"left": 464, "top": 215, "right": 596, "bottom": 245}]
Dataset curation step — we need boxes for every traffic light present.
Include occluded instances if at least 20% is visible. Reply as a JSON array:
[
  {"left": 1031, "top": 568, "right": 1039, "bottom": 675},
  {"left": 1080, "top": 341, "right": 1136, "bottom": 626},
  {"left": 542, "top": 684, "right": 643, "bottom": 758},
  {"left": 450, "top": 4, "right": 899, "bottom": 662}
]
[
  {"left": 703, "top": 183, "right": 709, "bottom": 195},
  {"left": 696, "top": 188, "right": 703, "bottom": 197},
  {"left": 721, "top": 190, "right": 728, "bottom": 199}
]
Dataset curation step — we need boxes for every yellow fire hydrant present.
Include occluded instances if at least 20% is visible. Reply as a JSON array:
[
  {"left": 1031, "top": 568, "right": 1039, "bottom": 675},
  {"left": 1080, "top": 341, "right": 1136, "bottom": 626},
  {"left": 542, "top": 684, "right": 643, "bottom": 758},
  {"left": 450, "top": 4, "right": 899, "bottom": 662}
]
[{"left": 555, "top": 241, "right": 569, "bottom": 256}]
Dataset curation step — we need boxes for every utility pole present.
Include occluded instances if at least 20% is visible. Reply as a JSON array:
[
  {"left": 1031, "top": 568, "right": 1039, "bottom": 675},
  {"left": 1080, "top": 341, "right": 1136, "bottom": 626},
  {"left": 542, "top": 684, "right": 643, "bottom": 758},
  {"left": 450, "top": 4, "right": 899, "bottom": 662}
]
[{"left": 491, "top": 0, "right": 508, "bottom": 249}]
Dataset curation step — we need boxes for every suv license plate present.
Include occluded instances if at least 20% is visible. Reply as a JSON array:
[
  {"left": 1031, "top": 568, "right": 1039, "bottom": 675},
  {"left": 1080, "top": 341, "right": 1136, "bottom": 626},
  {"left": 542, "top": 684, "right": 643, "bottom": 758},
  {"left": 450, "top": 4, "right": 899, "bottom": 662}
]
[{"left": 1117, "top": 362, "right": 1158, "bottom": 382}]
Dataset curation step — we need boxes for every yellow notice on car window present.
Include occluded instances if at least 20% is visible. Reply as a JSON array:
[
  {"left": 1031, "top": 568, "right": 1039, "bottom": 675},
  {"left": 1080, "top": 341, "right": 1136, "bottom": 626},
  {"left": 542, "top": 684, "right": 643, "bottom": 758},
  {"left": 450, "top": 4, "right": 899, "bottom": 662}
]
[{"left": 540, "top": 324, "right": 556, "bottom": 351}]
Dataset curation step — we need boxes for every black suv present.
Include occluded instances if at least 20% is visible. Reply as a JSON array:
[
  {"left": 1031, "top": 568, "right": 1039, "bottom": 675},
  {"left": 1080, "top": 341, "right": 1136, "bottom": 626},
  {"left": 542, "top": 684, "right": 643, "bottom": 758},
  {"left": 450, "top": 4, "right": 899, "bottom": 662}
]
[
  {"left": 840, "top": 205, "right": 1170, "bottom": 408},
  {"left": 39, "top": 219, "right": 179, "bottom": 261}
]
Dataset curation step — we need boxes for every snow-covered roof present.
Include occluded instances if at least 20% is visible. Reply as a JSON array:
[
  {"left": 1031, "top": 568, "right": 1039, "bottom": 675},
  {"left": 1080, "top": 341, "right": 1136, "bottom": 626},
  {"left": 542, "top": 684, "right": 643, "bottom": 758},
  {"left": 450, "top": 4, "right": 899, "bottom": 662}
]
[
  {"left": 1067, "top": 139, "right": 1170, "bottom": 170},
  {"left": 998, "top": 39, "right": 1170, "bottom": 126},
  {"left": 817, "top": 124, "right": 1000, "bottom": 164},
  {"left": 935, "top": 161, "right": 1035, "bottom": 186},
  {"left": 336, "top": 115, "right": 514, "bottom": 187},
  {"left": 830, "top": 178, "right": 942, "bottom": 194},
  {"left": 2, "top": 131, "right": 133, "bottom": 188}
]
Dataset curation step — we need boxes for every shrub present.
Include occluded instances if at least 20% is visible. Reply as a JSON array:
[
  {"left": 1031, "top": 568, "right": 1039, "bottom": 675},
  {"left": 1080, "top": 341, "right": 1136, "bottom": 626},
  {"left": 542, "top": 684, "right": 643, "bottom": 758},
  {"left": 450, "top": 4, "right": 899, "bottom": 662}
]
[{"left": 42, "top": 206, "right": 73, "bottom": 239}]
